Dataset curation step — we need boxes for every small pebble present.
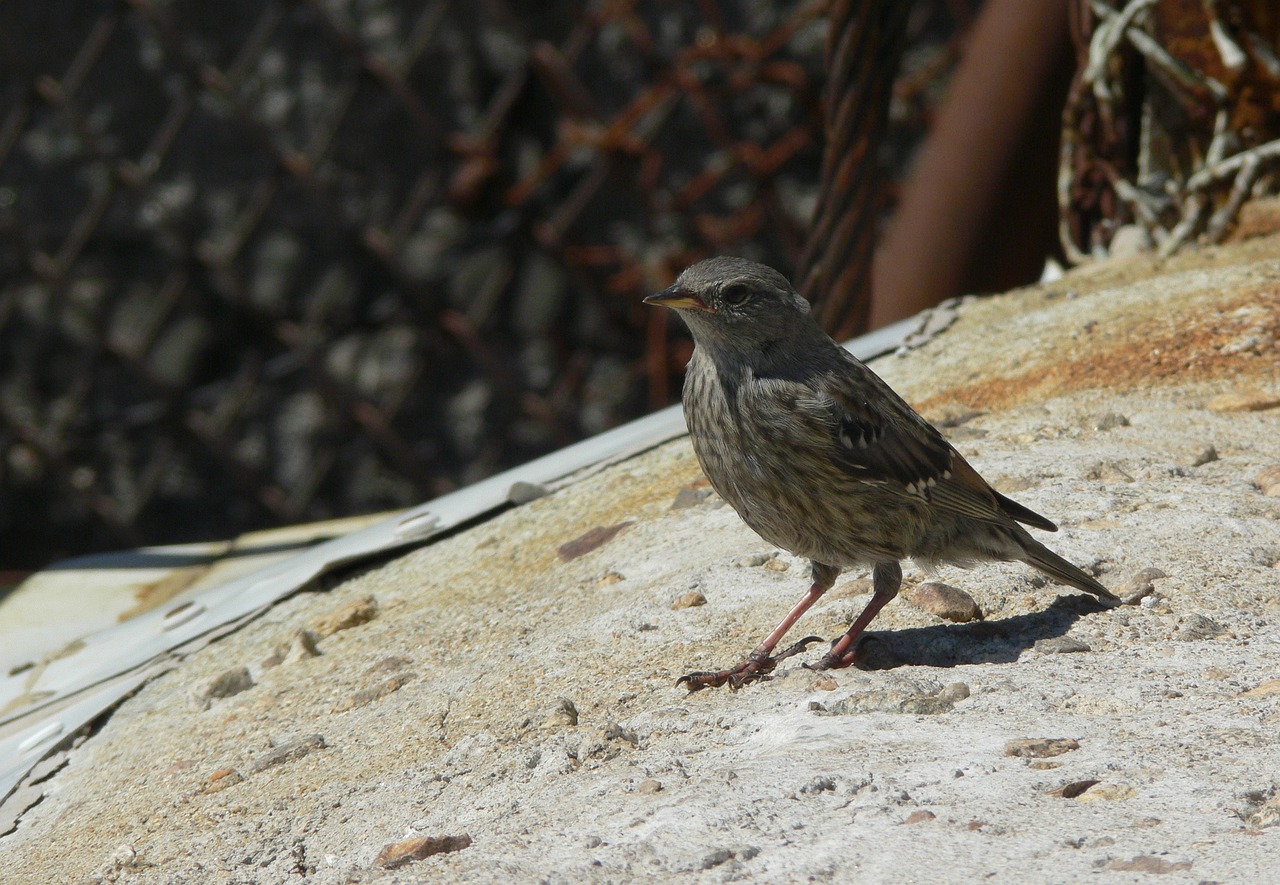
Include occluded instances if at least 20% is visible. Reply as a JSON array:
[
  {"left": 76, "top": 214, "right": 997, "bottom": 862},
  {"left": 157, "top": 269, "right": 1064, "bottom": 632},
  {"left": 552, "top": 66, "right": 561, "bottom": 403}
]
[
  {"left": 762, "top": 557, "right": 790, "bottom": 572},
  {"left": 733, "top": 552, "right": 774, "bottom": 568},
  {"left": 1076, "top": 782, "right": 1137, "bottom": 802},
  {"left": 1048, "top": 779, "right": 1100, "bottom": 798},
  {"left": 109, "top": 844, "right": 138, "bottom": 867},
  {"left": 204, "top": 768, "right": 244, "bottom": 793},
  {"left": 374, "top": 834, "right": 472, "bottom": 869},
  {"left": 283, "top": 628, "right": 321, "bottom": 661},
  {"left": 312, "top": 597, "right": 378, "bottom": 637},
  {"left": 835, "top": 576, "right": 874, "bottom": 597},
  {"left": 903, "top": 582, "right": 983, "bottom": 622},
  {"left": 636, "top": 778, "right": 663, "bottom": 794},
  {"left": 1113, "top": 567, "right": 1166, "bottom": 605},
  {"left": 507, "top": 481, "right": 548, "bottom": 504},
  {"left": 1254, "top": 465, "right": 1280, "bottom": 496},
  {"left": 262, "top": 629, "right": 321, "bottom": 668},
  {"left": 903, "top": 810, "right": 936, "bottom": 824},
  {"left": 671, "top": 591, "right": 707, "bottom": 610},
  {"left": 190, "top": 666, "right": 254, "bottom": 710}
]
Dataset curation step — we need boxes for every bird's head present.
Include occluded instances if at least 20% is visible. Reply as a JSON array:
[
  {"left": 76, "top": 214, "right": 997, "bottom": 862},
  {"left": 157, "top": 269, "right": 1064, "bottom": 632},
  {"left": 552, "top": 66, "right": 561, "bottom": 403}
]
[{"left": 644, "top": 257, "right": 816, "bottom": 363}]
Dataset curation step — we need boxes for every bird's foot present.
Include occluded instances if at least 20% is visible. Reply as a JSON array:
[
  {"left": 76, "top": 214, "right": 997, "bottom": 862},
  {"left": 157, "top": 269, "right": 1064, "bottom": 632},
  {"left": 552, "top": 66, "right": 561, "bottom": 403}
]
[
  {"left": 677, "top": 636, "right": 824, "bottom": 691},
  {"left": 808, "top": 639, "right": 870, "bottom": 671}
]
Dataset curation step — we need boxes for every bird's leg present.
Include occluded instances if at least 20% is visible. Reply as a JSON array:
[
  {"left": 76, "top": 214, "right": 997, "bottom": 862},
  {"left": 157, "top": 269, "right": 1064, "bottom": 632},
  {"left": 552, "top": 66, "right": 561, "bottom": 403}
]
[
  {"left": 678, "top": 563, "right": 838, "bottom": 691},
  {"left": 812, "top": 561, "right": 902, "bottom": 670}
]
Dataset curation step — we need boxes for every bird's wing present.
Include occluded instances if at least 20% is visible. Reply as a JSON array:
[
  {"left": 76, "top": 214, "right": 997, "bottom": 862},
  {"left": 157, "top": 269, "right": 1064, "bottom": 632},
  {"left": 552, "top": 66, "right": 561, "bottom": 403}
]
[{"left": 782, "top": 363, "right": 1057, "bottom": 531}]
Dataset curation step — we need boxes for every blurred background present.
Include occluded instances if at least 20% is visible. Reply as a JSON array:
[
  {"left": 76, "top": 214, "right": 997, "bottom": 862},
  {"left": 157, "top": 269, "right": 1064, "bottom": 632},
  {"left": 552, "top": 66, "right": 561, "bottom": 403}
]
[{"left": 2, "top": 0, "right": 1277, "bottom": 572}]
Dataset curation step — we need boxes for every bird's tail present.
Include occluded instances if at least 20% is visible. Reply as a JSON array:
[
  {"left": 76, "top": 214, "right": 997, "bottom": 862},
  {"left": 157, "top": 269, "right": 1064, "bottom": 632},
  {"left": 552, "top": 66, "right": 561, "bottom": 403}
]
[{"left": 1020, "top": 536, "right": 1119, "bottom": 603}]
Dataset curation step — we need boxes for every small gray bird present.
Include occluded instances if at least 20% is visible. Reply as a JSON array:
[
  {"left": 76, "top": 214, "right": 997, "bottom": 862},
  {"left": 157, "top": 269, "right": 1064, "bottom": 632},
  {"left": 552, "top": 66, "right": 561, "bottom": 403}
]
[{"left": 645, "top": 257, "right": 1117, "bottom": 689}]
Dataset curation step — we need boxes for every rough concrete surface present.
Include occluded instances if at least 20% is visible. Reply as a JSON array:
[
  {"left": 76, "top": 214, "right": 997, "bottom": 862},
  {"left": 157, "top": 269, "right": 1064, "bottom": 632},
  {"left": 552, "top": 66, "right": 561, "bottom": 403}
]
[{"left": 3, "top": 236, "right": 1280, "bottom": 883}]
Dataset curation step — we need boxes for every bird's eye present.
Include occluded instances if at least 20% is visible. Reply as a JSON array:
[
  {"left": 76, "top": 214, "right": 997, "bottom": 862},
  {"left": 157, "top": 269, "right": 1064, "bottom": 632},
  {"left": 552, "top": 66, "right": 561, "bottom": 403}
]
[{"left": 721, "top": 284, "right": 749, "bottom": 306}]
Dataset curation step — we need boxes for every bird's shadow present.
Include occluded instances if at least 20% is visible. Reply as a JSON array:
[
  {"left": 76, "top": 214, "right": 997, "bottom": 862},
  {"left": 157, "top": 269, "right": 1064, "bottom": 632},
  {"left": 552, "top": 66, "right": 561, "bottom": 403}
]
[{"left": 849, "top": 594, "right": 1111, "bottom": 671}]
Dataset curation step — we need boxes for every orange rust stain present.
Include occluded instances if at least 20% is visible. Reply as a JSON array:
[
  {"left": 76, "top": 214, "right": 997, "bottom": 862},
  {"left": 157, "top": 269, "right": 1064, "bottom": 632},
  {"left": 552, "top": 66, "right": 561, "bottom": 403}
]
[
  {"left": 117, "top": 566, "right": 208, "bottom": 622},
  {"left": 919, "top": 284, "right": 1280, "bottom": 412}
]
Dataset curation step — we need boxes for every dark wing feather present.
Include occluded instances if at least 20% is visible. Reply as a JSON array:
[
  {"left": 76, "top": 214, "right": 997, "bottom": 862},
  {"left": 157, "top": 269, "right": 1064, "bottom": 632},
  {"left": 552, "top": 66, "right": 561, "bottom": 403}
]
[
  {"left": 816, "top": 359, "right": 1056, "bottom": 531},
  {"left": 825, "top": 388, "right": 951, "bottom": 488},
  {"left": 992, "top": 489, "right": 1057, "bottom": 532}
]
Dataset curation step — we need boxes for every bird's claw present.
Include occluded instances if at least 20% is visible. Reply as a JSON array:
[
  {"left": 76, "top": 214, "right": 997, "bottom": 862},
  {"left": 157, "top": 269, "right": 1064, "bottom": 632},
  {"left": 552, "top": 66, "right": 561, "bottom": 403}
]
[
  {"left": 676, "top": 668, "right": 762, "bottom": 692},
  {"left": 807, "top": 653, "right": 844, "bottom": 671},
  {"left": 677, "top": 653, "right": 773, "bottom": 691},
  {"left": 677, "top": 636, "right": 825, "bottom": 691},
  {"left": 774, "top": 635, "right": 825, "bottom": 661},
  {"left": 806, "top": 637, "right": 869, "bottom": 672}
]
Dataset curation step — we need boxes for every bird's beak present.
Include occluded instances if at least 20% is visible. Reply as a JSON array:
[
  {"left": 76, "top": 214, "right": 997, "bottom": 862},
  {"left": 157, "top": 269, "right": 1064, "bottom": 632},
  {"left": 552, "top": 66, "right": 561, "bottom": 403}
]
[{"left": 644, "top": 285, "right": 715, "bottom": 313}]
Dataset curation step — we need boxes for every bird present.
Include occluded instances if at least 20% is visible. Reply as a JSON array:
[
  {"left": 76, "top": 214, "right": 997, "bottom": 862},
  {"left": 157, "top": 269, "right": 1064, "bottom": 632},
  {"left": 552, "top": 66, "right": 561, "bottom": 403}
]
[{"left": 644, "top": 256, "right": 1118, "bottom": 690}]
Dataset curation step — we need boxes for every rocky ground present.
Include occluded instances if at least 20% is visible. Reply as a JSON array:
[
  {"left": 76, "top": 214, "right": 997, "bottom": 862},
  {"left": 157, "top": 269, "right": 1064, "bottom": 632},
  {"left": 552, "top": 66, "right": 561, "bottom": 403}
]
[{"left": 2, "top": 235, "right": 1279, "bottom": 883}]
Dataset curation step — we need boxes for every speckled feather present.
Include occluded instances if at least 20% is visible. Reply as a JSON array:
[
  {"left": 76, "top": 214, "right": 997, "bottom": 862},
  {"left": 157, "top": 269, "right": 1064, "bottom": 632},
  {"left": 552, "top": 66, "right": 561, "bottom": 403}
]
[{"left": 661, "top": 257, "right": 1114, "bottom": 601}]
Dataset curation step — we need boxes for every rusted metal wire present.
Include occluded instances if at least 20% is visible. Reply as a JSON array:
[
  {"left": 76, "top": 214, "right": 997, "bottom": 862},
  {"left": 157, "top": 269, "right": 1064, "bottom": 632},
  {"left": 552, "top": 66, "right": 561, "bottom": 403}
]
[
  {"left": 797, "top": 0, "right": 912, "bottom": 340},
  {"left": 1061, "top": 0, "right": 1280, "bottom": 260}
]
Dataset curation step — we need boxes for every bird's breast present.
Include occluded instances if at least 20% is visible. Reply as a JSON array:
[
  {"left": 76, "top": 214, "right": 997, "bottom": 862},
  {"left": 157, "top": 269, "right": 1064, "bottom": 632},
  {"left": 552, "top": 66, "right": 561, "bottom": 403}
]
[{"left": 682, "top": 359, "right": 923, "bottom": 565}]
